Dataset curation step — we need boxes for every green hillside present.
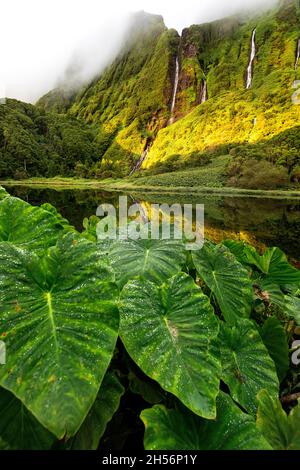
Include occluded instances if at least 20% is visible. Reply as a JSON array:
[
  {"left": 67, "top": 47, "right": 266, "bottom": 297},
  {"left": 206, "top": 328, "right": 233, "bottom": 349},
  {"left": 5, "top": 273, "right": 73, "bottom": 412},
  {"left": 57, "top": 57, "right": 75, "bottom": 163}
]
[
  {"left": 0, "top": 99, "right": 99, "bottom": 178},
  {"left": 1, "top": 0, "right": 300, "bottom": 188},
  {"left": 145, "top": 0, "right": 300, "bottom": 181}
]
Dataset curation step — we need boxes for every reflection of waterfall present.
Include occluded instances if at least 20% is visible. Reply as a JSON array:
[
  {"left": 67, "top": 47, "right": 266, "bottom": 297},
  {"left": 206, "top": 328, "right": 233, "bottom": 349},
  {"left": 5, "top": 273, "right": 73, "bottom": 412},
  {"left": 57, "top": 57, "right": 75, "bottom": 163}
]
[
  {"left": 246, "top": 29, "right": 256, "bottom": 89},
  {"left": 200, "top": 76, "right": 207, "bottom": 104},
  {"left": 169, "top": 57, "right": 179, "bottom": 124},
  {"left": 129, "top": 143, "right": 151, "bottom": 176},
  {"left": 295, "top": 38, "right": 300, "bottom": 73}
]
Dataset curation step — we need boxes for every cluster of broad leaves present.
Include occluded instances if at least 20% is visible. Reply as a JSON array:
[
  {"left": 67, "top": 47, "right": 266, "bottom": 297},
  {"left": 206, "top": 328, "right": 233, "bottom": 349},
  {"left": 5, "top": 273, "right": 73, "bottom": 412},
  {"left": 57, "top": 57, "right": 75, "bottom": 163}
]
[{"left": 0, "top": 189, "right": 299, "bottom": 450}]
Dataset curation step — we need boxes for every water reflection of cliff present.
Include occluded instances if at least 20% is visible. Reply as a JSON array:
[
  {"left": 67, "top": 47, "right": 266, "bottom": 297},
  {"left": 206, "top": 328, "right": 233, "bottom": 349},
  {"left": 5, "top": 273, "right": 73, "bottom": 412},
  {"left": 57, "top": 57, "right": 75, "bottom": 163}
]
[{"left": 5, "top": 186, "right": 300, "bottom": 260}]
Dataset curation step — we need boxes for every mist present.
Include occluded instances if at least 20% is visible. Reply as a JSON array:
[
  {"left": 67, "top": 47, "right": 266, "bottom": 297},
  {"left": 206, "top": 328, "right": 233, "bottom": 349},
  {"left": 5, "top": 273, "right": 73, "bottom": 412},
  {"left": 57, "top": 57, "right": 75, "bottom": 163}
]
[{"left": 0, "top": 0, "right": 278, "bottom": 103}]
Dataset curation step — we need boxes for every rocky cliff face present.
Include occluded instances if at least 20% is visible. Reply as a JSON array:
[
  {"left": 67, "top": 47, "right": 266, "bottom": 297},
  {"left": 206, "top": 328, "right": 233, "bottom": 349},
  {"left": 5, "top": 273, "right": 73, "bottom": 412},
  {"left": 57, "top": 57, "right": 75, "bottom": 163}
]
[
  {"left": 38, "top": 12, "right": 179, "bottom": 175},
  {"left": 36, "top": 1, "right": 300, "bottom": 176}
]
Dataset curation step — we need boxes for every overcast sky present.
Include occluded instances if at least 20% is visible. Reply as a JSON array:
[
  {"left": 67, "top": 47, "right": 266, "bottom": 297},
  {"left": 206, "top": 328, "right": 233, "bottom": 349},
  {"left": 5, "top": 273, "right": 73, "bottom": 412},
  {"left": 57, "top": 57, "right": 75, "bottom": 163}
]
[{"left": 0, "top": 0, "right": 277, "bottom": 103}]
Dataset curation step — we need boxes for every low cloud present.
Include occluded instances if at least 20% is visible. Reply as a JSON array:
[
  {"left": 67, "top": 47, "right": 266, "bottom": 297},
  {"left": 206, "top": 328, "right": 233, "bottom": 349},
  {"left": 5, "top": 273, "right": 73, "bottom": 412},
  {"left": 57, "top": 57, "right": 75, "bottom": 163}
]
[{"left": 0, "top": 0, "right": 278, "bottom": 103}]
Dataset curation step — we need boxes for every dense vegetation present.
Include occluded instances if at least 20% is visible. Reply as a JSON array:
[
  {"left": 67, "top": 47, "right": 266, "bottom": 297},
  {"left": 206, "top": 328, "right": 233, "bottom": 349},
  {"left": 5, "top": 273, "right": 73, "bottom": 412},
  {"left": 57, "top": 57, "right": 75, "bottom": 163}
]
[
  {"left": 35, "top": 0, "right": 300, "bottom": 185},
  {"left": 0, "top": 185, "right": 299, "bottom": 450},
  {"left": 0, "top": 1, "right": 299, "bottom": 186},
  {"left": 0, "top": 100, "right": 100, "bottom": 179}
]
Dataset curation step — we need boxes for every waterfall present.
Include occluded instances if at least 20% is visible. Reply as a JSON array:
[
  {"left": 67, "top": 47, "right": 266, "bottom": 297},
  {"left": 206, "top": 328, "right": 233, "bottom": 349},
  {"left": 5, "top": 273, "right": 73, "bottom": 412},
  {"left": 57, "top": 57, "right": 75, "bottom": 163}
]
[
  {"left": 295, "top": 38, "right": 300, "bottom": 73},
  {"left": 129, "top": 143, "right": 151, "bottom": 176},
  {"left": 246, "top": 29, "right": 256, "bottom": 90},
  {"left": 200, "top": 76, "right": 208, "bottom": 104},
  {"left": 292, "top": 39, "right": 300, "bottom": 104},
  {"left": 169, "top": 57, "right": 179, "bottom": 124}
]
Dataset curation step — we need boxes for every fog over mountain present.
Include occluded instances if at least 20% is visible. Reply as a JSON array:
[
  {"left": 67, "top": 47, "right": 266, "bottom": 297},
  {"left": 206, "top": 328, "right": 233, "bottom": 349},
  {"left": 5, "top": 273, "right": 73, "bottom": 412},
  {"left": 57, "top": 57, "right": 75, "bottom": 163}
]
[{"left": 0, "top": 0, "right": 278, "bottom": 102}]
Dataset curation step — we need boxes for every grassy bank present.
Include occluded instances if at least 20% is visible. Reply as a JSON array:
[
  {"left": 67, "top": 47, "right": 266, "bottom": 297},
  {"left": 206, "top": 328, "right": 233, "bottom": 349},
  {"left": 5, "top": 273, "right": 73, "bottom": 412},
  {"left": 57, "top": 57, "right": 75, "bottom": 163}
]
[{"left": 2, "top": 173, "right": 300, "bottom": 199}]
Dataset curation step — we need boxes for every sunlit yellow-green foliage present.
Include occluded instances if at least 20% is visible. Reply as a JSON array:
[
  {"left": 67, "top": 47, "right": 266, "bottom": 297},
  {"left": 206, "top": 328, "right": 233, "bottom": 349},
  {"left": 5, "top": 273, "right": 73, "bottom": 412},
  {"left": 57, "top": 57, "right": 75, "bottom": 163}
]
[
  {"left": 0, "top": 100, "right": 99, "bottom": 179},
  {"left": 34, "top": 1, "right": 300, "bottom": 186},
  {"left": 144, "top": 0, "right": 300, "bottom": 170},
  {"left": 64, "top": 13, "right": 179, "bottom": 174}
]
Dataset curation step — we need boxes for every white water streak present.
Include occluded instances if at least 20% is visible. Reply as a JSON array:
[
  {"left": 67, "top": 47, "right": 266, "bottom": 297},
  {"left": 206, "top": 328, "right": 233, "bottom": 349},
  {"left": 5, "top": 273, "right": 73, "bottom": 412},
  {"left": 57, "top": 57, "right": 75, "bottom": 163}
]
[
  {"left": 246, "top": 29, "right": 256, "bottom": 90},
  {"left": 200, "top": 77, "right": 207, "bottom": 103},
  {"left": 170, "top": 57, "right": 179, "bottom": 115},
  {"left": 129, "top": 144, "right": 150, "bottom": 175}
]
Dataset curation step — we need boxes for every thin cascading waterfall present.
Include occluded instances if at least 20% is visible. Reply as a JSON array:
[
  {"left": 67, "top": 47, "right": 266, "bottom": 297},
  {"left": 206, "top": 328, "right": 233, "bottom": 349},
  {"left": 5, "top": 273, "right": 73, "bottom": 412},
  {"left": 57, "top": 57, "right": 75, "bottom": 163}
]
[
  {"left": 246, "top": 29, "right": 256, "bottom": 90},
  {"left": 200, "top": 75, "right": 208, "bottom": 104},
  {"left": 129, "top": 143, "right": 151, "bottom": 176},
  {"left": 169, "top": 56, "right": 179, "bottom": 124}
]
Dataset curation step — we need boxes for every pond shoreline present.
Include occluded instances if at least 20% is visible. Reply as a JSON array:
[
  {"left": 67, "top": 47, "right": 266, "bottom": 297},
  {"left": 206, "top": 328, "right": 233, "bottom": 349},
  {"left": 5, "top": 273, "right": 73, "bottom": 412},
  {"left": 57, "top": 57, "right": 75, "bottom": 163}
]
[{"left": 2, "top": 178, "right": 300, "bottom": 200}]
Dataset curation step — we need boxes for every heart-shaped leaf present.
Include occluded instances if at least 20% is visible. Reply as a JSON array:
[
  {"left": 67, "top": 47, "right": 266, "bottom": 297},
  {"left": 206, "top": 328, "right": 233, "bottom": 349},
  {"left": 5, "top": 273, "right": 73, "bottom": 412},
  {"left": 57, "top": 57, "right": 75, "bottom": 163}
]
[
  {"left": 0, "top": 387, "right": 55, "bottom": 450},
  {"left": 192, "top": 243, "right": 253, "bottom": 324},
  {"left": 109, "top": 238, "right": 186, "bottom": 287},
  {"left": 219, "top": 319, "right": 279, "bottom": 414},
  {"left": 141, "top": 392, "right": 271, "bottom": 450},
  {"left": 120, "top": 272, "right": 221, "bottom": 419},
  {"left": 0, "top": 233, "right": 119, "bottom": 438},
  {"left": 247, "top": 247, "right": 300, "bottom": 286},
  {"left": 0, "top": 196, "right": 67, "bottom": 254},
  {"left": 256, "top": 390, "right": 300, "bottom": 450}
]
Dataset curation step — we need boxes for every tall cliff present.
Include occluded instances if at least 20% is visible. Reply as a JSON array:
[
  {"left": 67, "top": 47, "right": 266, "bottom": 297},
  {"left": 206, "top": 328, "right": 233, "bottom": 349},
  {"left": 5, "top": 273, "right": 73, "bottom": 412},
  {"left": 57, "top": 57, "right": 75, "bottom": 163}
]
[{"left": 34, "top": 0, "right": 300, "bottom": 178}]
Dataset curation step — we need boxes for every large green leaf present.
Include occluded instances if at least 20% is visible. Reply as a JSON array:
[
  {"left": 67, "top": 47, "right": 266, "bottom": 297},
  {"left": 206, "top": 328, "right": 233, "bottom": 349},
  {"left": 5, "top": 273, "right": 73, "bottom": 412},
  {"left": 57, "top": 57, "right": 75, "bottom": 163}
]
[
  {"left": 0, "top": 186, "right": 8, "bottom": 200},
  {"left": 69, "top": 372, "right": 124, "bottom": 450},
  {"left": 0, "top": 387, "right": 55, "bottom": 450},
  {"left": 246, "top": 247, "right": 300, "bottom": 286},
  {"left": 220, "top": 319, "right": 279, "bottom": 414},
  {"left": 256, "top": 390, "right": 300, "bottom": 450},
  {"left": 224, "top": 242, "right": 300, "bottom": 287},
  {"left": 120, "top": 273, "right": 221, "bottom": 419},
  {"left": 141, "top": 392, "right": 271, "bottom": 450},
  {"left": 259, "top": 317, "right": 289, "bottom": 382},
  {"left": 284, "top": 294, "right": 300, "bottom": 325},
  {"left": 0, "top": 233, "right": 119, "bottom": 438},
  {"left": 41, "top": 202, "right": 75, "bottom": 232},
  {"left": 109, "top": 238, "right": 186, "bottom": 287},
  {"left": 0, "top": 196, "right": 67, "bottom": 254},
  {"left": 192, "top": 243, "right": 253, "bottom": 324}
]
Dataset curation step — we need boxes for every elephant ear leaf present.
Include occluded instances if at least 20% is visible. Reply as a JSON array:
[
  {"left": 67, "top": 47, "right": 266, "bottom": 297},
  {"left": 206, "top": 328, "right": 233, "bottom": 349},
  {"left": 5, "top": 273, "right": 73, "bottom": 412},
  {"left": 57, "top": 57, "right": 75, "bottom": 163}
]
[
  {"left": 245, "top": 246, "right": 300, "bottom": 286},
  {"left": 69, "top": 372, "right": 124, "bottom": 450},
  {"left": 141, "top": 392, "right": 271, "bottom": 450},
  {"left": 259, "top": 317, "right": 289, "bottom": 382},
  {"left": 192, "top": 243, "right": 253, "bottom": 324},
  {"left": 0, "top": 387, "right": 55, "bottom": 450},
  {"left": 219, "top": 319, "right": 279, "bottom": 414},
  {"left": 0, "top": 186, "right": 8, "bottom": 200},
  {"left": 0, "top": 196, "right": 68, "bottom": 254},
  {"left": 41, "top": 203, "right": 74, "bottom": 232},
  {"left": 284, "top": 294, "right": 300, "bottom": 325},
  {"left": 120, "top": 272, "right": 221, "bottom": 419},
  {"left": 256, "top": 390, "right": 300, "bottom": 450},
  {"left": 0, "top": 233, "right": 119, "bottom": 439},
  {"left": 109, "top": 238, "right": 186, "bottom": 287}
]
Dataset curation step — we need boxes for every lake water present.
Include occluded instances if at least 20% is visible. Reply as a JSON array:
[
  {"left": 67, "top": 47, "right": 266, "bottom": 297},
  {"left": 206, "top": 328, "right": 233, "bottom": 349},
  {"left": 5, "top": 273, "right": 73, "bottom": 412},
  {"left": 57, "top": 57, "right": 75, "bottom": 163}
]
[{"left": 4, "top": 185, "right": 300, "bottom": 262}]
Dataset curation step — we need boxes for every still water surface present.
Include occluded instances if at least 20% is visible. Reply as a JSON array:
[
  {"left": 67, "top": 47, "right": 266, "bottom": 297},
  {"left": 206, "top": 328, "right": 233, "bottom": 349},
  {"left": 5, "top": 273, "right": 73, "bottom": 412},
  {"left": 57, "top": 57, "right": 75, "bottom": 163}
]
[{"left": 4, "top": 185, "right": 300, "bottom": 261}]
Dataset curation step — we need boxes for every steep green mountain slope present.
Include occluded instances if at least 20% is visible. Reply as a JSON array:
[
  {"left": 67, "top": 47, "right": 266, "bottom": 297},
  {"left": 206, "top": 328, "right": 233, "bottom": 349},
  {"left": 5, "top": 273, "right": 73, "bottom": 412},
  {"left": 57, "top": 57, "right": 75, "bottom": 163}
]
[
  {"left": 2, "top": 1, "right": 300, "bottom": 187},
  {"left": 0, "top": 100, "right": 99, "bottom": 178},
  {"left": 35, "top": 1, "right": 300, "bottom": 187},
  {"left": 38, "top": 12, "right": 180, "bottom": 176},
  {"left": 144, "top": 0, "right": 300, "bottom": 177}
]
